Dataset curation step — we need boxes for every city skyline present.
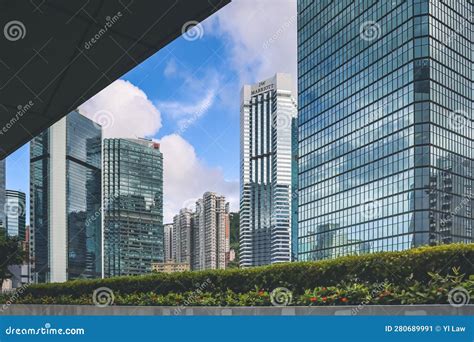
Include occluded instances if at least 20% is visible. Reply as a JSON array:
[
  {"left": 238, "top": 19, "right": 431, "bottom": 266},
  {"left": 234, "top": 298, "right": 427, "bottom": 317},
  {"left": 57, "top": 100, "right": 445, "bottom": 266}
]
[{"left": 0, "top": 0, "right": 471, "bottom": 286}]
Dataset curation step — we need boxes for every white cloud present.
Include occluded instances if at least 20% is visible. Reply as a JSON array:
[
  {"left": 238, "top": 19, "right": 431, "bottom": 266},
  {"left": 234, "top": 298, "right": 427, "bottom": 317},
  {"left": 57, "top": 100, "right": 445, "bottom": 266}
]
[
  {"left": 158, "top": 89, "right": 216, "bottom": 132},
  {"left": 156, "top": 66, "right": 224, "bottom": 132},
  {"left": 158, "top": 134, "right": 239, "bottom": 222},
  {"left": 206, "top": 0, "right": 297, "bottom": 85},
  {"left": 78, "top": 79, "right": 162, "bottom": 138}
]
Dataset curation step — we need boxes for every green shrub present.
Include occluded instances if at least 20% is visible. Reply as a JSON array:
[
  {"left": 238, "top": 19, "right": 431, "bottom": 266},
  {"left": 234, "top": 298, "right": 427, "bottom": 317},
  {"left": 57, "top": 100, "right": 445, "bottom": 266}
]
[
  {"left": 3, "top": 269, "right": 473, "bottom": 306},
  {"left": 5, "top": 243, "right": 474, "bottom": 303}
]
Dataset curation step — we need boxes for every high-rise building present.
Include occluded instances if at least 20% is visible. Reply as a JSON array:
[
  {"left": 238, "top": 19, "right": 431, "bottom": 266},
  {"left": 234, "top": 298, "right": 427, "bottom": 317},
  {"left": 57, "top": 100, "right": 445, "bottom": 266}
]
[
  {"left": 30, "top": 111, "right": 102, "bottom": 283},
  {"left": 0, "top": 160, "right": 5, "bottom": 229},
  {"left": 173, "top": 208, "right": 193, "bottom": 265},
  {"left": 239, "top": 73, "right": 298, "bottom": 267},
  {"left": 103, "top": 138, "right": 164, "bottom": 277},
  {"left": 163, "top": 223, "right": 174, "bottom": 262},
  {"left": 192, "top": 192, "right": 230, "bottom": 270},
  {"left": 5, "top": 190, "right": 26, "bottom": 240},
  {"left": 297, "top": 0, "right": 473, "bottom": 261}
]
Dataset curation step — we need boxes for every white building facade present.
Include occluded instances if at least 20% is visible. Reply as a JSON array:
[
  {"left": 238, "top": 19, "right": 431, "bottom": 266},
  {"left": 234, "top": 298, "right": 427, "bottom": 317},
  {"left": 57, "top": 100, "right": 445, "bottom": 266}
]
[{"left": 239, "top": 73, "right": 298, "bottom": 267}]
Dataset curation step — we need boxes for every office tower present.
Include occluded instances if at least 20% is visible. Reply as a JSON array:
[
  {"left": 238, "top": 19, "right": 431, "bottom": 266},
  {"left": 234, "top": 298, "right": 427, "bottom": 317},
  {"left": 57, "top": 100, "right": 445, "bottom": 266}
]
[
  {"left": 103, "top": 138, "right": 164, "bottom": 277},
  {"left": 30, "top": 111, "right": 102, "bottom": 283},
  {"left": 297, "top": 0, "right": 473, "bottom": 261},
  {"left": 240, "top": 73, "right": 298, "bottom": 267},
  {"left": 192, "top": 192, "right": 230, "bottom": 270},
  {"left": 164, "top": 223, "right": 174, "bottom": 262},
  {"left": 0, "top": 160, "right": 5, "bottom": 229},
  {"left": 173, "top": 208, "right": 193, "bottom": 265},
  {"left": 5, "top": 190, "right": 26, "bottom": 240}
]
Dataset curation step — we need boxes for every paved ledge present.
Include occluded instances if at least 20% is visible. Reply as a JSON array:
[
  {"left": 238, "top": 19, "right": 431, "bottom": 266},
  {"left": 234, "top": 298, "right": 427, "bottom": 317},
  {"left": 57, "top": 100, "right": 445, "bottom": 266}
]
[{"left": 0, "top": 305, "right": 472, "bottom": 316}]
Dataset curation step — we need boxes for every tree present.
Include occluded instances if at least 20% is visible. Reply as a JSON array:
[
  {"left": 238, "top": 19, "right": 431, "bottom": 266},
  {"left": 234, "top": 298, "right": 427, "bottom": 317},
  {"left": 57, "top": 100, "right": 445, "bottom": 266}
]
[{"left": 0, "top": 228, "right": 26, "bottom": 286}]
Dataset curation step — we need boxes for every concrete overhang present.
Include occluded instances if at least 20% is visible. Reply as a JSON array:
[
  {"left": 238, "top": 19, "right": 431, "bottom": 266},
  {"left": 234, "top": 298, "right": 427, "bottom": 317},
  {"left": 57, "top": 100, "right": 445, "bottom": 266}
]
[{"left": 0, "top": 0, "right": 230, "bottom": 159}]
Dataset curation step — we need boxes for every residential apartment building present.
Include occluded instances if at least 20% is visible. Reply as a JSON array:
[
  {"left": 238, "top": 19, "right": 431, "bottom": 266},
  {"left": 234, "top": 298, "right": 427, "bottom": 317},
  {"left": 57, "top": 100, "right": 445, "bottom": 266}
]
[
  {"left": 192, "top": 192, "right": 230, "bottom": 270},
  {"left": 173, "top": 208, "right": 193, "bottom": 266}
]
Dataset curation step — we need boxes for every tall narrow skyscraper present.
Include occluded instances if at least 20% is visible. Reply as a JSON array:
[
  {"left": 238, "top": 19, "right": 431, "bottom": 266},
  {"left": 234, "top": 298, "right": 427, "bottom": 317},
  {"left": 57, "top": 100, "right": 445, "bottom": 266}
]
[
  {"left": 30, "top": 111, "right": 102, "bottom": 283},
  {"left": 0, "top": 160, "right": 5, "bottom": 230},
  {"left": 163, "top": 223, "right": 174, "bottom": 262},
  {"left": 173, "top": 208, "right": 193, "bottom": 265},
  {"left": 103, "top": 138, "right": 164, "bottom": 277},
  {"left": 297, "top": 0, "right": 473, "bottom": 261},
  {"left": 240, "top": 73, "right": 298, "bottom": 267}
]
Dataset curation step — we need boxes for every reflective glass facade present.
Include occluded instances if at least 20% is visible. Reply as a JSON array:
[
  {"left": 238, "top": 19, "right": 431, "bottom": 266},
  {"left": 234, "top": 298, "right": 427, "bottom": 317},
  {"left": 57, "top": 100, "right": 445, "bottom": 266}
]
[
  {"left": 30, "top": 111, "right": 102, "bottom": 282},
  {"left": 103, "top": 138, "right": 164, "bottom": 277},
  {"left": 0, "top": 160, "right": 5, "bottom": 229},
  {"left": 5, "top": 190, "right": 26, "bottom": 240},
  {"left": 297, "top": 0, "right": 473, "bottom": 260}
]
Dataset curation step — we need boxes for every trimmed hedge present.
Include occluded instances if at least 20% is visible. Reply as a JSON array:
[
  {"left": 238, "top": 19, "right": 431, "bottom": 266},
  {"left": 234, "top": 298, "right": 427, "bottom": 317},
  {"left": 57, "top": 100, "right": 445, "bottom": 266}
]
[
  {"left": 11, "top": 243, "right": 474, "bottom": 301},
  {"left": 11, "top": 275, "right": 473, "bottom": 306}
]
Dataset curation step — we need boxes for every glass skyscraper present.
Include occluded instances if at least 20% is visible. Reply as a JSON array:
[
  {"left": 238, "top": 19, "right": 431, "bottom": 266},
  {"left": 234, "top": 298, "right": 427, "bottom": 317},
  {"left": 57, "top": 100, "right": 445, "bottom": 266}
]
[
  {"left": 30, "top": 111, "right": 102, "bottom": 282},
  {"left": 0, "top": 160, "right": 5, "bottom": 230},
  {"left": 103, "top": 138, "right": 164, "bottom": 277},
  {"left": 297, "top": 0, "right": 473, "bottom": 260},
  {"left": 5, "top": 190, "right": 26, "bottom": 240},
  {"left": 240, "top": 73, "right": 298, "bottom": 267}
]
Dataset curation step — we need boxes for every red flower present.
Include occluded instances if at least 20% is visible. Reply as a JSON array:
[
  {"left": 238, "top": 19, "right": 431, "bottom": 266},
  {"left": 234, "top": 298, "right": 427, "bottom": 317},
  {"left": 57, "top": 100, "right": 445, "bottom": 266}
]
[
  {"left": 322, "top": 287, "right": 327, "bottom": 291},
  {"left": 341, "top": 297, "right": 349, "bottom": 303},
  {"left": 310, "top": 297, "right": 317, "bottom": 302},
  {"left": 258, "top": 290, "right": 265, "bottom": 296},
  {"left": 322, "top": 296, "right": 327, "bottom": 302}
]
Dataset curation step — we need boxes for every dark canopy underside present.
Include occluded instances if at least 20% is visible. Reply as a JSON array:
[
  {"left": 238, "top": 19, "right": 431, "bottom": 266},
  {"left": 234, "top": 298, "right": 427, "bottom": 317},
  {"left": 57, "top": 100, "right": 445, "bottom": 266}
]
[{"left": 0, "top": 0, "right": 229, "bottom": 159}]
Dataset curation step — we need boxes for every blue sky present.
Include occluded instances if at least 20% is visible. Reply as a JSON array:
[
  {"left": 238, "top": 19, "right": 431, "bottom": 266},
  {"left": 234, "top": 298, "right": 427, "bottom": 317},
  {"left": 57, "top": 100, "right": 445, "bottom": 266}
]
[{"left": 6, "top": 0, "right": 297, "bottom": 222}]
